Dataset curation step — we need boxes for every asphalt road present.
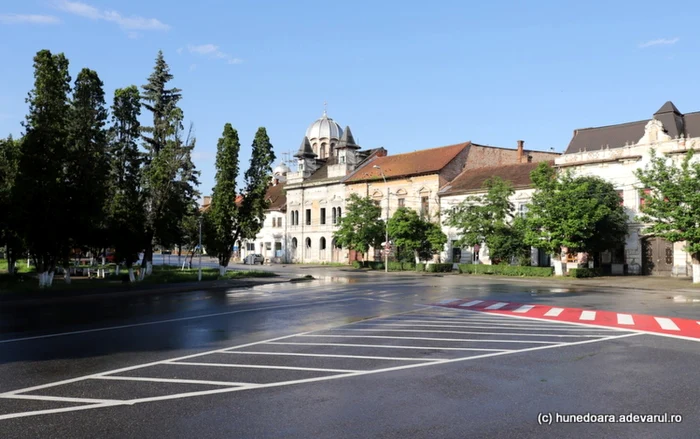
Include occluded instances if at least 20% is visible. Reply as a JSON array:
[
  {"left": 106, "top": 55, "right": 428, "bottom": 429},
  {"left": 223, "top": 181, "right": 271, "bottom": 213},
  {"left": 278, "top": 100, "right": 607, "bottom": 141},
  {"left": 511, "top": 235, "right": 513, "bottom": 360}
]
[{"left": 1, "top": 271, "right": 699, "bottom": 438}]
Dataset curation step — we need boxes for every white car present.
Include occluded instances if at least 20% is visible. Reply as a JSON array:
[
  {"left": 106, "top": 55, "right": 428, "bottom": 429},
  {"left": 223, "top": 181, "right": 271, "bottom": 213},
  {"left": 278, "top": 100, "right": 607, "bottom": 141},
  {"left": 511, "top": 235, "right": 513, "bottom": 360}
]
[{"left": 244, "top": 254, "right": 265, "bottom": 265}]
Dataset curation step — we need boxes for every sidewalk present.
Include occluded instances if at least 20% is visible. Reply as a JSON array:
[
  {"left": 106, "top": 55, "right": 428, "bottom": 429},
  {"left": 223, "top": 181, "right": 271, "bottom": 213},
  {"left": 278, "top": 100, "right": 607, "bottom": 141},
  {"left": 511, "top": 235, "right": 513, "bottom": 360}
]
[{"left": 0, "top": 276, "right": 293, "bottom": 307}]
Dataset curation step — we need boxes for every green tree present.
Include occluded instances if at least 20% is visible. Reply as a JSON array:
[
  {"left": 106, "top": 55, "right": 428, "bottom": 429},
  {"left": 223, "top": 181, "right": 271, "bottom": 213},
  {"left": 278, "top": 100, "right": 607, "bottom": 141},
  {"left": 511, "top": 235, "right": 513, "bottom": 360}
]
[
  {"left": 202, "top": 123, "right": 241, "bottom": 275},
  {"left": 445, "top": 176, "right": 529, "bottom": 264},
  {"left": 13, "top": 50, "right": 72, "bottom": 287},
  {"left": 333, "top": 193, "right": 384, "bottom": 256},
  {"left": 238, "top": 127, "right": 276, "bottom": 242},
  {"left": 107, "top": 86, "right": 145, "bottom": 282},
  {"left": 140, "top": 51, "right": 199, "bottom": 277},
  {"left": 523, "top": 162, "right": 628, "bottom": 275},
  {"left": 388, "top": 207, "right": 446, "bottom": 262},
  {"left": 635, "top": 149, "right": 700, "bottom": 283},
  {"left": 0, "top": 135, "right": 23, "bottom": 274},
  {"left": 65, "top": 68, "right": 109, "bottom": 281}
]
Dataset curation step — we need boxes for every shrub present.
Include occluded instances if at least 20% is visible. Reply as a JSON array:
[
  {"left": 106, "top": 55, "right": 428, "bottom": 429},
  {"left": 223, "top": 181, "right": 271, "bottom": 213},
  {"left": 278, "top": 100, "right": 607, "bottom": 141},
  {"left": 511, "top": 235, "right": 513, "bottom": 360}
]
[
  {"left": 388, "top": 262, "right": 403, "bottom": 271},
  {"left": 568, "top": 267, "right": 601, "bottom": 278},
  {"left": 352, "top": 261, "right": 363, "bottom": 269},
  {"left": 426, "top": 263, "right": 453, "bottom": 273},
  {"left": 415, "top": 263, "right": 426, "bottom": 272},
  {"left": 458, "top": 264, "right": 553, "bottom": 277},
  {"left": 402, "top": 262, "right": 416, "bottom": 271}
]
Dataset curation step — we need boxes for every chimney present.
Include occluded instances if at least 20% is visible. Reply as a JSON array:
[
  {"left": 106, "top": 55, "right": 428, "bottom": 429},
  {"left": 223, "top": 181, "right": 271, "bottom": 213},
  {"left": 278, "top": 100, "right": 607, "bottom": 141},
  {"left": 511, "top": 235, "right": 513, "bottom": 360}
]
[
  {"left": 203, "top": 196, "right": 212, "bottom": 207},
  {"left": 517, "top": 140, "right": 524, "bottom": 163}
]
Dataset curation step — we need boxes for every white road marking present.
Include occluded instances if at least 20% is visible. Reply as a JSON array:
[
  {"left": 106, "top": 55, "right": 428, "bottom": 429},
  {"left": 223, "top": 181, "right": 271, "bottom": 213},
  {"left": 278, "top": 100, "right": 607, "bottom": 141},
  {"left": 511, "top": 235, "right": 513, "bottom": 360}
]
[
  {"left": 0, "top": 403, "right": 124, "bottom": 421},
  {"left": 513, "top": 305, "right": 534, "bottom": 314},
  {"left": 166, "top": 361, "right": 362, "bottom": 374},
  {"left": 0, "top": 394, "right": 123, "bottom": 404},
  {"left": 2, "top": 332, "right": 642, "bottom": 419},
  {"left": 92, "top": 376, "right": 257, "bottom": 387},
  {"left": 0, "top": 298, "right": 360, "bottom": 344},
  {"left": 655, "top": 317, "right": 680, "bottom": 331},
  {"left": 222, "top": 351, "right": 438, "bottom": 361},
  {"left": 437, "top": 298, "right": 459, "bottom": 304},
  {"left": 330, "top": 328, "right": 611, "bottom": 338},
  {"left": 485, "top": 302, "right": 508, "bottom": 310},
  {"left": 350, "top": 322, "right": 620, "bottom": 332},
  {"left": 299, "top": 334, "right": 555, "bottom": 344},
  {"left": 268, "top": 342, "right": 510, "bottom": 352},
  {"left": 459, "top": 300, "right": 483, "bottom": 307},
  {"left": 617, "top": 314, "right": 635, "bottom": 325},
  {"left": 544, "top": 307, "right": 564, "bottom": 317},
  {"left": 579, "top": 311, "right": 596, "bottom": 321}
]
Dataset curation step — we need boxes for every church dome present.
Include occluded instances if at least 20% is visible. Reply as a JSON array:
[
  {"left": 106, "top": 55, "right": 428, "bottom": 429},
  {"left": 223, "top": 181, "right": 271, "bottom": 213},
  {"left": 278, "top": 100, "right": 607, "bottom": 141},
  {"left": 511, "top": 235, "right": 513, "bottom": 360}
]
[
  {"left": 273, "top": 162, "right": 290, "bottom": 176},
  {"left": 305, "top": 111, "right": 343, "bottom": 141}
]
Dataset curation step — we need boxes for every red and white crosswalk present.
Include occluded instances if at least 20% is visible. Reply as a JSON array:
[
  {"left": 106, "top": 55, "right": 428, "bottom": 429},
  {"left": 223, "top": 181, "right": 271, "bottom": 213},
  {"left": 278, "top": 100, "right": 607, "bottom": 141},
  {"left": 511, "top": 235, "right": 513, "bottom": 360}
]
[{"left": 431, "top": 298, "right": 700, "bottom": 341}]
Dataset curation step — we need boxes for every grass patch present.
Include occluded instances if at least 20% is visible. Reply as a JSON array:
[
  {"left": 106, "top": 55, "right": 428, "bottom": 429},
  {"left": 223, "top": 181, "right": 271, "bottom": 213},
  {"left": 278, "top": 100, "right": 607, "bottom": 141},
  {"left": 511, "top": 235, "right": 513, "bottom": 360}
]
[{"left": 0, "top": 259, "right": 36, "bottom": 274}]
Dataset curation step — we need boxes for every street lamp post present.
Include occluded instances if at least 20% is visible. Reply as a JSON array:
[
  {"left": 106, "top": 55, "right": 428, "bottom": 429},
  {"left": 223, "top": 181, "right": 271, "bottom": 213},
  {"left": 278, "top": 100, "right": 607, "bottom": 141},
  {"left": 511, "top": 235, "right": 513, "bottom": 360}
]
[
  {"left": 374, "top": 165, "right": 389, "bottom": 273},
  {"left": 198, "top": 216, "right": 203, "bottom": 282}
]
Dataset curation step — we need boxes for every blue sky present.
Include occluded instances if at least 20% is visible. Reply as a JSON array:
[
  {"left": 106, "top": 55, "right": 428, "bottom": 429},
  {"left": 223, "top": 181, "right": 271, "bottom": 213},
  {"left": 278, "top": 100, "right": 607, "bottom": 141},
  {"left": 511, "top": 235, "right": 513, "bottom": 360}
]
[{"left": 1, "top": 0, "right": 698, "bottom": 197}]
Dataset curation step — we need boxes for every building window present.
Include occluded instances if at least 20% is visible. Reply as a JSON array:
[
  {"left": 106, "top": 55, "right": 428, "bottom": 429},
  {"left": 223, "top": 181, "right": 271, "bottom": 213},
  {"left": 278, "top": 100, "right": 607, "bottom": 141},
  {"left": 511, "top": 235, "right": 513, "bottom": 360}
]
[
  {"left": 246, "top": 242, "right": 255, "bottom": 251},
  {"left": 305, "top": 209, "right": 311, "bottom": 225},
  {"left": 320, "top": 237, "right": 326, "bottom": 250},
  {"left": 320, "top": 208, "right": 326, "bottom": 225},
  {"left": 337, "top": 207, "right": 341, "bottom": 220},
  {"left": 398, "top": 198, "right": 405, "bottom": 208},
  {"left": 518, "top": 204, "right": 529, "bottom": 218},
  {"left": 340, "top": 156, "right": 345, "bottom": 164},
  {"left": 332, "top": 207, "right": 337, "bottom": 224},
  {"left": 305, "top": 237, "right": 311, "bottom": 248},
  {"left": 617, "top": 190, "right": 624, "bottom": 206},
  {"left": 373, "top": 200, "right": 380, "bottom": 207},
  {"left": 639, "top": 188, "right": 651, "bottom": 210},
  {"left": 299, "top": 163, "right": 304, "bottom": 171},
  {"left": 265, "top": 242, "right": 272, "bottom": 251},
  {"left": 291, "top": 238, "right": 297, "bottom": 249},
  {"left": 421, "top": 196, "right": 429, "bottom": 217},
  {"left": 320, "top": 143, "right": 327, "bottom": 158},
  {"left": 473, "top": 244, "right": 480, "bottom": 262}
]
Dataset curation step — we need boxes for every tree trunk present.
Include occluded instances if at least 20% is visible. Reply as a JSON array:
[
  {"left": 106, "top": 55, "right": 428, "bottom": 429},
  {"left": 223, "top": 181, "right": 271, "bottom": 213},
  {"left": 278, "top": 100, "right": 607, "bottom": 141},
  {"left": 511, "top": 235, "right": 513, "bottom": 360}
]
[
  {"left": 64, "top": 267, "right": 71, "bottom": 284},
  {"left": 115, "top": 265, "right": 120, "bottom": 276},
  {"left": 48, "top": 270, "right": 54, "bottom": 286},
  {"left": 6, "top": 254, "right": 15, "bottom": 276},
  {"left": 128, "top": 267, "right": 136, "bottom": 283},
  {"left": 142, "top": 242, "right": 153, "bottom": 277},
  {"left": 553, "top": 253, "right": 564, "bottom": 276},
  {"left": 414, "top": 250, "right": 420, "bottom": 264},
  {"left": 219, "top": 265, "right": 226, "bottom": 277},
  {"left": 692, "top": 253, "right": 700, "bottom": 284}
]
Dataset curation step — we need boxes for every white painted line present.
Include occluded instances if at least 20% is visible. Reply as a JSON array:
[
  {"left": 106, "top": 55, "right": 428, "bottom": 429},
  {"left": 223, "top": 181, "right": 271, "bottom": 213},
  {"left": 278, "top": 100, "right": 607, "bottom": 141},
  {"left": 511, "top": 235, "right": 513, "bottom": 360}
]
[
  {"left": 544, "top": 308, "right": 564, "bottom": 317},
  {"left": 580, "top": 311, "right": 596, "bottom": 321},
  {"left": 485, "top": 302, "right": 508, "bottom": 310},
  {"left": 351, "top": 322, "right": 620, "bottom": 332},
  {"left": 0, "top": 402, "right": 124, "bottom": 421},
  {"left": 437, "top": 298, "right": 459, "bottom": 304},
  {"left": 617, "top": 314, "right": 635, "bottom": 325},
  {"left": 268, "top": 342, "right": 510, "bottom": 352},
  {"left": 222, "top": 351, "right": 439, "bottom": 361},
  {"left": 0, "top": 394, "right": 123, "bottom": 404},
  {"left": 168, "top": 361, "right": 361, "bottom": 374},
  {"left": 0, "top": 298, "right": 360, "bottom": 344},
  {"left": 655, "top": 317, "right": 680, "bottom": 331},
  {"left": 92, "top": 376, "right": 258, "bottom": 387},
  {"left": 459, "top": 300, "right": 483, "bottom": 307},
  {"left": 300, "top": 334, "right": 555, "bottom": 344},
  {"left": 513, "top": 305, "right": 535, "bottom": 314},
  {"left": 117, "top": 333, "right": 647, "bottom": 406},
  {"left": 330, "top": 328, "right": 611, "bottom": 338}
]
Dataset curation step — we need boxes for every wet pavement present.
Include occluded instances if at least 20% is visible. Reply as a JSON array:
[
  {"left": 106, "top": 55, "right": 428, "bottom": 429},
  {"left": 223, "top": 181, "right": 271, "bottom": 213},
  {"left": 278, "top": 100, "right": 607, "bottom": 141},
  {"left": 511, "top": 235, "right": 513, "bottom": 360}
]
[{"left": 1, "top": 272, "right": 699, "bottom": 437}]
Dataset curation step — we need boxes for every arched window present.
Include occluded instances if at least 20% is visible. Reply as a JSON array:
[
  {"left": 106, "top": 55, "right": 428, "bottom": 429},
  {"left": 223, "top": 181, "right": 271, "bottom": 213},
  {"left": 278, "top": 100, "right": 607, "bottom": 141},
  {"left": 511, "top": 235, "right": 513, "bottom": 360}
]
[
  {"left": 320, "top": 237, "right": 326, "bottom": 250},
  {"left": 334, "top": 239, "right": 342, "bottom": 249},
  {"left": 320, "top": 143, "right": 327, "bottom": 158},
  {"left": 332, "top": 207, "right": 337, "bottom": 224},
  {"left": 337, "top": 207, "right": 341, "bottom": 219},
  {"left": 305, "top": 237, "right": 311, "bottom": 248},
  {"left": 291, "top": 238, "right": 297, "bottom": 248}
]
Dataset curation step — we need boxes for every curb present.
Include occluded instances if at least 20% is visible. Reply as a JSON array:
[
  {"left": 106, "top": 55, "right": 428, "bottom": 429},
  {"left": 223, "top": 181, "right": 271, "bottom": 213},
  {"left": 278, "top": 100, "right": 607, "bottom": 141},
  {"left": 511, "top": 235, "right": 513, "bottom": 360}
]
[{"left": 0, "top": 278, "right": 292, "bottom": 307}]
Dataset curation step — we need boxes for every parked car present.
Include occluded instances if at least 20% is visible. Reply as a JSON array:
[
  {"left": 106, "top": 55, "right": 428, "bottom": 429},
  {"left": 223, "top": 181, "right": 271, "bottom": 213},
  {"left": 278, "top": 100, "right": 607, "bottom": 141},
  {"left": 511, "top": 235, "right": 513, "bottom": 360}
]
[{"left": 244, "top": 254, "right": 265, "bottom": 265}]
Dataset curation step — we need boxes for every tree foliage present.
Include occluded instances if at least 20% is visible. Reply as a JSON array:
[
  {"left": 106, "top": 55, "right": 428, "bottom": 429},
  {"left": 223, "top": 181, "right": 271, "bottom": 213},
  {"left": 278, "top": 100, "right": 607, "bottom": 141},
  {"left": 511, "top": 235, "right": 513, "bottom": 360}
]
[
  {"left": 333, "top": 194, "right": 384, "bottom": 254},
  {"left": 238, "top": 127, "right": 276, "bottom": 241},
  {"left": 635, "top": 149, "right": 700, "bottom": 280},
  {"left": 445, "top": 176, "right": 530, "bottom": 264},
  {"left": 202, "top": 123, "right": 241, "bottom": 272},
  {"left": 523, "top": 162, "right": 628, "bottom": 259},
  {"left": 0, "top": 136, "right": 22, "bottom": 274},
  {"left": 388, "top": 207, "right": 446, "bottom": 262},
  {"left": 13, "top": 50, "right": 72, "bottom": 285}
]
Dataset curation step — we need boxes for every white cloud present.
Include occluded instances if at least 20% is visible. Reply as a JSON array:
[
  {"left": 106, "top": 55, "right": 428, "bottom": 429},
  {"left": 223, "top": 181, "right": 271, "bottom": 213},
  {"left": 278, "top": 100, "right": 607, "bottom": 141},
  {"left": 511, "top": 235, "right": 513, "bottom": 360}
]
[
  {"left": 54, "top": 1, "right": 169, "bottom": 31},
  {"left": 185, "top": 44, "right": 243, "bottom": 65},
  {"left": 0, "top": 14, "right": 61, "bottom": 25},
  {"left": 639, "top": 37, "right": 679, "bottom": 48}
]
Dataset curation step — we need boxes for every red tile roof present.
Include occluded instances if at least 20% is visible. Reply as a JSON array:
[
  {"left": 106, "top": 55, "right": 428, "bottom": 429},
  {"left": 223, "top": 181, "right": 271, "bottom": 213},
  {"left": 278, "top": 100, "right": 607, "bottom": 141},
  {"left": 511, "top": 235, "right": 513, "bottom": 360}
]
[
  {"left": 200, "top": 187, "right": 284, "bottom": 213},
  {"left": 345, "top": 142, "right": 469, "bottom": 183},
  {"left": 439, "top": 161, "right": 552, "bottom": 196}
]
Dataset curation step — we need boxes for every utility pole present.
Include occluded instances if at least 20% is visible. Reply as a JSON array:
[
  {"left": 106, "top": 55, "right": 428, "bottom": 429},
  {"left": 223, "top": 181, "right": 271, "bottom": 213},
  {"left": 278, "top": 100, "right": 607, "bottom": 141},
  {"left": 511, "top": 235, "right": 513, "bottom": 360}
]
[
  {"left": 198, "top": 216, "right": 203, "bottom": 281},
  {"left": 374, "top": 165, "right": 389, "bottom": 273}
]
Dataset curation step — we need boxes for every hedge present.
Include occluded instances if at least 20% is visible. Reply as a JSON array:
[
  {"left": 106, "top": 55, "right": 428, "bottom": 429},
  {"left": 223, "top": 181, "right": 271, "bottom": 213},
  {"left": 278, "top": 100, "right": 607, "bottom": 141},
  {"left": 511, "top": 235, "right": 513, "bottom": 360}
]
[
  {"left": 426, "top": 263, "right": 454, "bottom": 273},
  {"left": 402, "top": 262, "right": 416, "bottom": 271},
  {"left": 415, "top": 263, "right": 426, "bottom": 272},
  {"left": 458, "top": 264, "right": 554, "bottom": 277},
  {"left": 568, "top": 267, "right": 601, "bottom": 278}
]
